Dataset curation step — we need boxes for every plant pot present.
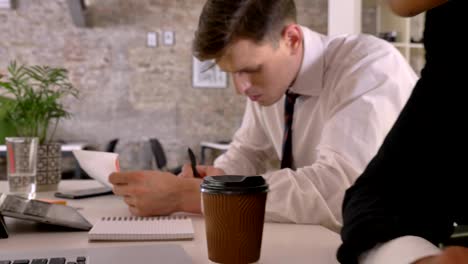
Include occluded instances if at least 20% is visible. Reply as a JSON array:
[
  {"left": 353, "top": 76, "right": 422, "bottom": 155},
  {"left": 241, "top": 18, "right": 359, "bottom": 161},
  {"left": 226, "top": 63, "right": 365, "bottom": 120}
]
[{"left": 36, "top": 142, "right": 61, "bottom": 192}]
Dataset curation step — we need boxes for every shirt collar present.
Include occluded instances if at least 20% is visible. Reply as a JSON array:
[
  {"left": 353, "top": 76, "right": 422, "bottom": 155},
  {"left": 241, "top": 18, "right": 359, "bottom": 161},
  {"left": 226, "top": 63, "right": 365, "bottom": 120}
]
[{"left": 288, "top": 26, "right": 325, "bottom": 97}]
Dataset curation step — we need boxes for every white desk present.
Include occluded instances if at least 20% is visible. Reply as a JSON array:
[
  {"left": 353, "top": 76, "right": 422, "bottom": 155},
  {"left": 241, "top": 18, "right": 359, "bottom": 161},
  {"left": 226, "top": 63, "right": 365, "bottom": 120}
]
[{"left": 0, "top": 180, "right": 341, "bottom": 264}]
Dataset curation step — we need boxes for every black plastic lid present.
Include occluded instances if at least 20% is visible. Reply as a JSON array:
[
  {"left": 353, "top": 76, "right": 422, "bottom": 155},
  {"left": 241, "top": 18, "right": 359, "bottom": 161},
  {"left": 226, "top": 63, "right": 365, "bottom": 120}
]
[{"left": 200, "top": 175, "right": 269, "bottom": 195}]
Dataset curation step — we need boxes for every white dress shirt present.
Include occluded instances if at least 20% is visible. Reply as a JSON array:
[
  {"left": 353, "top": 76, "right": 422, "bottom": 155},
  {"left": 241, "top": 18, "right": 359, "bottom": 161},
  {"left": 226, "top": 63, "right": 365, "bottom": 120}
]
[{"left": 214, "top": 26, "right": 417, "bottom": 232}]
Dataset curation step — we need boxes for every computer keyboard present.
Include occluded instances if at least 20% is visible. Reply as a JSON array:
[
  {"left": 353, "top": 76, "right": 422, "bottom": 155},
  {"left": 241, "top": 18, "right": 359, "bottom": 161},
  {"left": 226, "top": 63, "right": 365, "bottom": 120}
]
[
  {"left": 0, "top": 243, "right": 191, "bottom": 264},
  {"left": 0, "top": 256, "right": 87, "bottom": 264}
]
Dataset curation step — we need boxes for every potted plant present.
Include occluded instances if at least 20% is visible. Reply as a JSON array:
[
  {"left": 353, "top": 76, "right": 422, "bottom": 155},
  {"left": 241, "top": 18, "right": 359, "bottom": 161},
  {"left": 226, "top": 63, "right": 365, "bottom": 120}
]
[{"left": 0, "top": 61, "right": 79, "bottom": 191}]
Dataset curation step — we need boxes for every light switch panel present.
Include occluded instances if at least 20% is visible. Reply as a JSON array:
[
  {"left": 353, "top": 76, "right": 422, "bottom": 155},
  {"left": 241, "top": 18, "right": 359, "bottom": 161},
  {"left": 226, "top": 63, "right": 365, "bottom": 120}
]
[
  {"left": 163, "top": 31, "right": 175, "bottom": 46},
  {"left": 147, "top": 32, "right": 157, "bottom": 47}
]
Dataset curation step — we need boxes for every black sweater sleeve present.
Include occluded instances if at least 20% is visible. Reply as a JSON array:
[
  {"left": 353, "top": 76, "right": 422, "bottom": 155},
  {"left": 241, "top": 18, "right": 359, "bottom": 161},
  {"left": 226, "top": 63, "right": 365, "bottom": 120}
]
[
  {"left": 337, "top": 78, "right": 455, "bottom": 263},
  {"left": 336, "top": 1, "right": 466, "bottom": 263}
]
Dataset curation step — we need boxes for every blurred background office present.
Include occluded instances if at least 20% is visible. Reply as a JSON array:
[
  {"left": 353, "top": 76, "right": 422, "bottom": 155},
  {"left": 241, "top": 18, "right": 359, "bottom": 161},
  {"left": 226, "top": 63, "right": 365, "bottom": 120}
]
[{"left": 0, "top": 0, "right": 418, "bottom": 178}]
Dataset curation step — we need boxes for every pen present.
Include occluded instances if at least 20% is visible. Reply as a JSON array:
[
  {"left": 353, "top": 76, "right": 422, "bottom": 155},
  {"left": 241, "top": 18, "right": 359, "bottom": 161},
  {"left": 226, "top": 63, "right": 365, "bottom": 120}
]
[{"left": 187, "top": 148, "right": 202, "bottom": 178}]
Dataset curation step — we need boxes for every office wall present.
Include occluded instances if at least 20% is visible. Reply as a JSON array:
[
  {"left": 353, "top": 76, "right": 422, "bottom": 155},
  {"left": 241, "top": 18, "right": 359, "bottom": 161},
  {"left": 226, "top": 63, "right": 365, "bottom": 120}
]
[{"left": 0, "top": 0, "right": 372, "bottom": 169}]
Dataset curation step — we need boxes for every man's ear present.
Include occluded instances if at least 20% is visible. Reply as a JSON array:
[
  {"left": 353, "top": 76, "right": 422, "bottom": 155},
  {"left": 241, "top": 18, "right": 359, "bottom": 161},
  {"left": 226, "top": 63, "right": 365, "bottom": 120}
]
[{"left": 282, "top": 24, "right": 302, "bottom": 54}]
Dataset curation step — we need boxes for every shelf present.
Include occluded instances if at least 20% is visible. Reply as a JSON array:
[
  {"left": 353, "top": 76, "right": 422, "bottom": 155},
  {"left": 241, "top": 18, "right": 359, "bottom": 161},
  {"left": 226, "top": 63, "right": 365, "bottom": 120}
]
[
  {"left": 390, "top": 42, "right": 424, "bottom": 49},
  {"left": 370, "top": 0, "right": 425, "bottom": 75},
  {"left": 392, "top": 42, "right": 408, "bottom": 48},
  {"left": 409, "top": 43, "right": 424, "bottom": 48}
]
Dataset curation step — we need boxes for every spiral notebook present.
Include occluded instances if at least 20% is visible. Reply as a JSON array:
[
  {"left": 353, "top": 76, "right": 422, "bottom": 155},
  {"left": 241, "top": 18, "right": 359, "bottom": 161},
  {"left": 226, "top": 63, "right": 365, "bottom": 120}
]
[{"left": 88, "top": 216, "right": 194, "bottom": 241}]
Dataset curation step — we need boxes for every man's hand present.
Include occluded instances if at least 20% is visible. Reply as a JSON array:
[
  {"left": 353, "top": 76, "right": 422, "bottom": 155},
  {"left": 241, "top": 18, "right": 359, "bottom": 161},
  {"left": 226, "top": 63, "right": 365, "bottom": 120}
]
[
  {"left": 414, "top": 247, "right": 468, "bottom": 264},
  {"left": 109, "top": 170, "right": 202, "bottom": 216},
  {"left": 179, "top": 164, "right": 225, "bottom": 178}
]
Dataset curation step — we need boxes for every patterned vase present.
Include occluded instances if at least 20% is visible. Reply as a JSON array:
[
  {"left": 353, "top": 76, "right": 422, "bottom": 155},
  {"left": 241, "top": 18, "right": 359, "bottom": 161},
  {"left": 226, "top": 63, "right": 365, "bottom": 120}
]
[{"left": 36, "top": 142, "right": 61, "bottom": 192}]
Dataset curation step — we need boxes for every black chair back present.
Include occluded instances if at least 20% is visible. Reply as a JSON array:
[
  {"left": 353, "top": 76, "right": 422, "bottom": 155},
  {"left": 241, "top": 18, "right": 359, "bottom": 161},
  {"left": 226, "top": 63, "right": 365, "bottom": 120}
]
[
  {"left": 106, "top": 138, "right": 119, "bottom": 153},
  {"left": 149, "top": 138, "right": 167, "bottom": 170}
]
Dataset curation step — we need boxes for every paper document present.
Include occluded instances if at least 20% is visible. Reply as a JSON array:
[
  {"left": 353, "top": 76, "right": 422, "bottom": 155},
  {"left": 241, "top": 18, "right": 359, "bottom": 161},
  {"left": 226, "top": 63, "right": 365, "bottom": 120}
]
[{"left": 72, "top": 150, "right": 120, "bottom": 188}]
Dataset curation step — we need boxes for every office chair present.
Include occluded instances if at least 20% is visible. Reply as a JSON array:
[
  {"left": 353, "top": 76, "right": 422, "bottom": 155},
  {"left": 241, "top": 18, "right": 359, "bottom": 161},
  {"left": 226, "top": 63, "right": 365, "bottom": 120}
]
[
  {"left": 106, "top": 138, "right": 119, "bottom": 153},
  {"left": 149, "top": 138, "right": 182, "bottom": 175},
  {"left": 0, "top": 157, "right": 6, "bottom": 181}
]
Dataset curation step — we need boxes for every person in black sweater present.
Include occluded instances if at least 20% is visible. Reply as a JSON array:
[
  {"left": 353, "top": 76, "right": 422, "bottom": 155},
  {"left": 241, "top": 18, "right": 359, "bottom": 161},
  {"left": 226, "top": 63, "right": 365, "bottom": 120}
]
[{"left": 337, "top": 0, "right": 467, "bottom": 263}]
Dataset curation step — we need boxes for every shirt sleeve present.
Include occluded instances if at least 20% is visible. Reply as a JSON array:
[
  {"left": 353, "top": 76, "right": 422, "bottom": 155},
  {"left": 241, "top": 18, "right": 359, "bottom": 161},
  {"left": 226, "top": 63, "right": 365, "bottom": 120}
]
[
  {"left": 360, "top": 236, "right": 441, "bottom": 264},
  {"left": 262, "top": 149, "right": 358, "bottom": 232}
]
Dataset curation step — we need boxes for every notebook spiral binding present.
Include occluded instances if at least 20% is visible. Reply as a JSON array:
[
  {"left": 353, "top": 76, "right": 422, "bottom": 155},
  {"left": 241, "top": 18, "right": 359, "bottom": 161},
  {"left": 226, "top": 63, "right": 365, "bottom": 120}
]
[{"left": 101, "top": 215, "right": 189, "bottom": 221}]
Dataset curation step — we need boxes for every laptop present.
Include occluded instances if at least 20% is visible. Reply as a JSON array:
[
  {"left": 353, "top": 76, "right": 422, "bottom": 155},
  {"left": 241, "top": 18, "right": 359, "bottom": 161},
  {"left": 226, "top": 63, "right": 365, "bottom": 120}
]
[
  {"left": 0, "top": 193, "right": 93, "bottom": 237},
  {"left": 0, "top": 244, "right": 192, "bottom": 264}
]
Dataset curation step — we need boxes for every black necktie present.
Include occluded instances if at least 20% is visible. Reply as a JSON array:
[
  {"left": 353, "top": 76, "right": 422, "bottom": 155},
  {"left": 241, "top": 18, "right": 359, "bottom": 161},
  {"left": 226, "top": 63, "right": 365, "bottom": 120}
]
[{"left": 281, "top": 91, "right": 299, "bottom": 169}]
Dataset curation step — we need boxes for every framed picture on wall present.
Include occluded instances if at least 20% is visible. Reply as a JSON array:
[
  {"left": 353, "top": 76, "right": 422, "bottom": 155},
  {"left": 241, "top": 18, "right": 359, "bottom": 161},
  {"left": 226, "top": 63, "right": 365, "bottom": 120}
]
[{"left": 192, "top": 57, "right": 228, "bottom": 89}]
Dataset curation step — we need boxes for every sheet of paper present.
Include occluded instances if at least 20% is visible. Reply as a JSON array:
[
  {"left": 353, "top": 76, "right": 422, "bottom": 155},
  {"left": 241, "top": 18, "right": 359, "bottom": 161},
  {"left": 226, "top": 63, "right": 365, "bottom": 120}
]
[{"left": 72, "top": 150, "right": 119, "bottom": 188}]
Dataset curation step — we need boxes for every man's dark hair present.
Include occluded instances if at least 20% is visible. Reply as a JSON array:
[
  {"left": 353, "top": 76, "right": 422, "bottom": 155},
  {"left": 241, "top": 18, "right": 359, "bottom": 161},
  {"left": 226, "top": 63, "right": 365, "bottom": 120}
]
[{"left": 193, "top": 0, "right": 297, "bottom": 61}]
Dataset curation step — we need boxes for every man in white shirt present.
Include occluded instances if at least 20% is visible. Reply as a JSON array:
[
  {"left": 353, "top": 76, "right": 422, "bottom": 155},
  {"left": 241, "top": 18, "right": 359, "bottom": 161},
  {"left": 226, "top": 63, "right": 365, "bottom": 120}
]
[{"left": 109, "top": 0, "right": 416, "bottom": 233}]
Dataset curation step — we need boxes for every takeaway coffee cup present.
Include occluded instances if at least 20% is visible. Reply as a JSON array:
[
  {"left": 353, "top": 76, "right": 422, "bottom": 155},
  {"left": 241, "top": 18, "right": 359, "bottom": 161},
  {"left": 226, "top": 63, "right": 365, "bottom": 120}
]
[{"left": 201, "top": 175, "right": 269, "bottom": 264}]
